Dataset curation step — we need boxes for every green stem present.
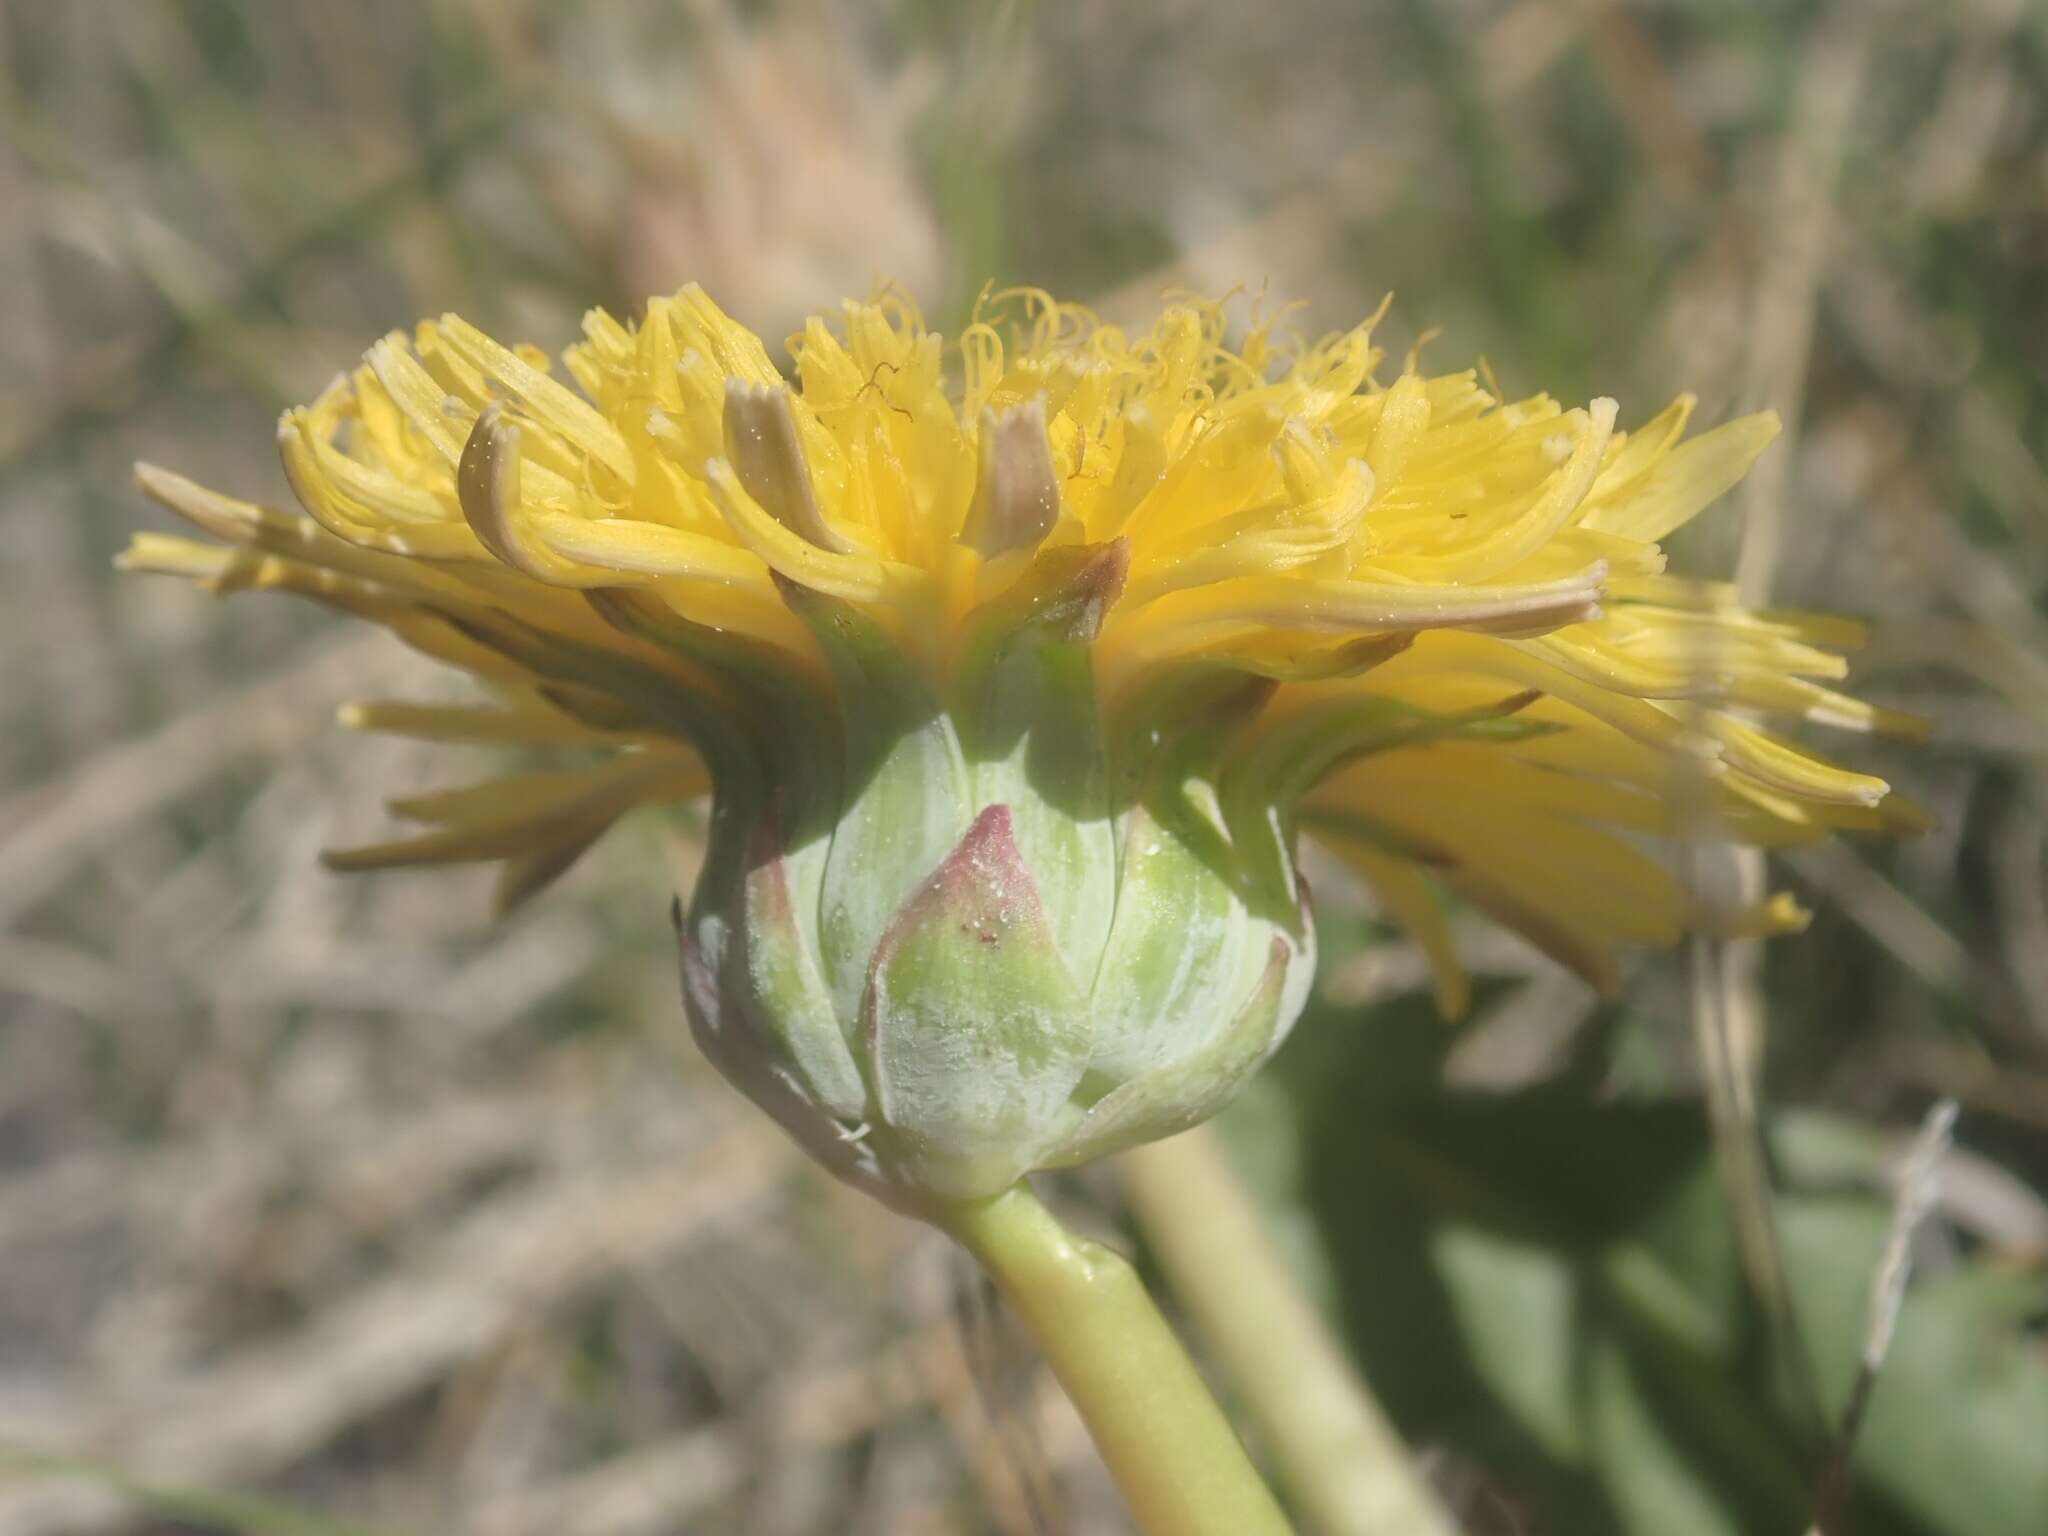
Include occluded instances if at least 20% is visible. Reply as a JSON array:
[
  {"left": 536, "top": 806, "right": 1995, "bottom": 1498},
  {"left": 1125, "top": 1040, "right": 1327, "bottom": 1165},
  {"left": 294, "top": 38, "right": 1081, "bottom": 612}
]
[
  {"left": 1121, "top": 1126, "right": 1462, "bottom": 1536},
  {"left": 939, "top": 1181, "right": 1294, "bottom": 1536}
]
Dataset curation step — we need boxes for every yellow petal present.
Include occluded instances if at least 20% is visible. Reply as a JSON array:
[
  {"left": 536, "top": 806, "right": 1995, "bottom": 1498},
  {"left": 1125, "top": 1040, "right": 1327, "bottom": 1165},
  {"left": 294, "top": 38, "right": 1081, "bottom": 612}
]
[
  {"left": 1580, "top": 411, "right": 1780, "bottom": 542},
  {"left": 338, "top": 696, "right": 636, "bottom": 745},
  {"left": 704, "top": 457, "right": 908, "bottom": 605},
  {"left": 1312, "top": 832, "right": 1470, "bottom": 1019},
  {"left": 434, "top": 312, "right": 636, "bottom": 483}
]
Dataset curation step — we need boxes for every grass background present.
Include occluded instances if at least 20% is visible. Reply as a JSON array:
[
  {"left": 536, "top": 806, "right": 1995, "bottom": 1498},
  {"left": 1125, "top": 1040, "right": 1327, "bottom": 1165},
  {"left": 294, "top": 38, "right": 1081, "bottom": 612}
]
[{"left": 1, "top": 1, "right": 2045, "bottom": 1532}]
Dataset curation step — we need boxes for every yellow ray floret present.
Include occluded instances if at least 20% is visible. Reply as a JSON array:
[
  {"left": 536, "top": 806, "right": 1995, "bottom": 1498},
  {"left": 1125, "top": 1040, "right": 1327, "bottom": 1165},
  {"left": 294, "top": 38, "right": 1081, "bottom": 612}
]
[{"left": 124, "top": 283, "right": 1917, "bottom": 996}]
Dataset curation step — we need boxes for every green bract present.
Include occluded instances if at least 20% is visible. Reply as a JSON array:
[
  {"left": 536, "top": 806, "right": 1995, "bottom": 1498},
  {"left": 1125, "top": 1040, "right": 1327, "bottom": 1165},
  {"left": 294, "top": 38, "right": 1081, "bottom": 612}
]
[{"left": 673, "top": 541, "right": 1318, "bottom": 1207}]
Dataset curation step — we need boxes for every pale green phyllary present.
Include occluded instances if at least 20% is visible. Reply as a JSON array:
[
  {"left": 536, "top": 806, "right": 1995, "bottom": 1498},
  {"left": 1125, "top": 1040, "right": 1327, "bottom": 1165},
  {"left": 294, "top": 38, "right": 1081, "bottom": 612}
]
[{"left": 679, "top": 535, "right": 1317, "bottom": 1207}]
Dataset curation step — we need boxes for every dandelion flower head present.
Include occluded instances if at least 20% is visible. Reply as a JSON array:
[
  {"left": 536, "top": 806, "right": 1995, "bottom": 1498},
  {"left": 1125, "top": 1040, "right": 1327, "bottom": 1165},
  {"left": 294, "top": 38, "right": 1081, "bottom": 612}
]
[{"left": 127, "top": 283, "right": 1921, "bottom": 1024}]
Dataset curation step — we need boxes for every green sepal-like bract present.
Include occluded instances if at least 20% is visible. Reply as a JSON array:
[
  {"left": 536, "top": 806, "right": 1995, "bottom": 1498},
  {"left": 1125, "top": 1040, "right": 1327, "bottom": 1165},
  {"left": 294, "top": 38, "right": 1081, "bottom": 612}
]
[
  {"left": 673, "top": 537, "right": 1327, "bottom": 1205},
  {"left": 862, "top": 804, "right": 1093, "bottom": 1198},
  {"left": 952, "top": 542, "right": 1128, "bottom": 992},
  {"left": 777, "top": 575, "right": 973, "bottom": 1021}
]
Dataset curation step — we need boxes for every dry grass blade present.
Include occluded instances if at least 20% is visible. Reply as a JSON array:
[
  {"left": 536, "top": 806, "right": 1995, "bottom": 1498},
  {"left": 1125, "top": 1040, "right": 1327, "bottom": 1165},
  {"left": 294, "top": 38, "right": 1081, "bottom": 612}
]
[
  {"left": 1687, "top": 0, "right": 1877, "bottom": 1437},
  {"left": 0, "top": 1117, "right": 791, "bottom": 1536},
  {"left": 1805, "top": 1098, "right": 1960, "bottom": 1536},
  {"left": 0, "top": 633, "right": 400, "bottom": 930}
]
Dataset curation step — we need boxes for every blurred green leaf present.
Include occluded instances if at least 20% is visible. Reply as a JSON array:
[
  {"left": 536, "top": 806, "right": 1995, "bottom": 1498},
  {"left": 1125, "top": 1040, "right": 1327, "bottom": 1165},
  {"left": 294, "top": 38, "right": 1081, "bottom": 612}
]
[
  {"left": 1774, "top": 1131, "right": 2048, "bottom": 1536},
  {"left": 1273, "top": 1001, "right": 2048, "bottom": 1536},
  {"left": 1432, "top": 1225, "right": 1581, "bottom": 1462}
]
